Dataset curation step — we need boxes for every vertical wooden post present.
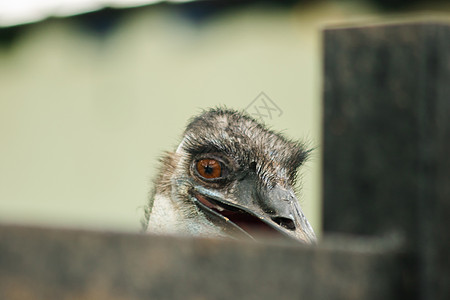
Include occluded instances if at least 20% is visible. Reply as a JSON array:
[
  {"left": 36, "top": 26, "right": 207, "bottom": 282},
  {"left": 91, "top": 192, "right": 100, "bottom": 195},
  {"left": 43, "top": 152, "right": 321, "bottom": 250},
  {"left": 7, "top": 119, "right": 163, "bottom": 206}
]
[{"left": 322, "top": 21, "right": 450, "bottom": 300}]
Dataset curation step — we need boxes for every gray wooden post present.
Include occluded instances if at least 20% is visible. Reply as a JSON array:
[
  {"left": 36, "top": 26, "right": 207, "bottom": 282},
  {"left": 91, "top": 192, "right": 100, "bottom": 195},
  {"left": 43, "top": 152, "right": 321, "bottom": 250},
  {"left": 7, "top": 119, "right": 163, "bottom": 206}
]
[{"left": 322, "top": 21, "right": 450, "bottom": 300}]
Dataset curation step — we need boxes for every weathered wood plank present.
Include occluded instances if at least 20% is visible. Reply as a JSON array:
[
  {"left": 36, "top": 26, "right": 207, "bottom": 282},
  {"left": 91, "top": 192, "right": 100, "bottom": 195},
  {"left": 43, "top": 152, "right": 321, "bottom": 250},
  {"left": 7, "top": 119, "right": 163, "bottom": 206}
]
[{"left": 0, "top": 224, "right": 404, "bottom": 300}]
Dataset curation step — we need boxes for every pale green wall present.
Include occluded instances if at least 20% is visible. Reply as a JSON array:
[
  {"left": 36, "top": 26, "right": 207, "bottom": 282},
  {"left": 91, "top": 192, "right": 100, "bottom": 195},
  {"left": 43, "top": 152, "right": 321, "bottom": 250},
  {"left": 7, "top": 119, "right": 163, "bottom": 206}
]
[{"left": 1, "top": 2, "right": 448, "bottom": 236}]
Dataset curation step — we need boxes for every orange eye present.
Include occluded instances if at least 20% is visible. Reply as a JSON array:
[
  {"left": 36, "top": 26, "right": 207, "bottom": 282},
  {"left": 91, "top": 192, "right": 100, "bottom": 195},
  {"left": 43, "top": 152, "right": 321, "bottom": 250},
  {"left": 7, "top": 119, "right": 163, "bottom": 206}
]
[{"left": 196, "top": 159, "right": 222, "bottom": 179}]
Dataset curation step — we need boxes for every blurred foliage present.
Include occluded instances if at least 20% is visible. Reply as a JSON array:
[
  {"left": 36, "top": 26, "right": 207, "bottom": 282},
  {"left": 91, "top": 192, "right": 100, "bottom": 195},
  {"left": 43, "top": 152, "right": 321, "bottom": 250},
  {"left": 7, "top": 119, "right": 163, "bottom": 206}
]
[
  {"left": 77, "top": 8, "right": 125, "bottom": 37},
  {"left": 339, "top": 0, "right": 422, "bottom": 10},
  {"left": 0, "top": 26, "right": 23, "bottom": 50},
  {"left": 0, "top": 0, "right": 448, "bottom": 48}
]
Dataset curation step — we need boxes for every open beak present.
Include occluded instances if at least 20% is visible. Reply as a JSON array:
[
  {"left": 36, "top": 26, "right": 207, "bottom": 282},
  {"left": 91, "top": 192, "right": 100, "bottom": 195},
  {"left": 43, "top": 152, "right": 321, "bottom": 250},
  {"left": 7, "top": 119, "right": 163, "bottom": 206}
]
[{"left": 190, "top": 176, "right": 316, "bottom": 244}]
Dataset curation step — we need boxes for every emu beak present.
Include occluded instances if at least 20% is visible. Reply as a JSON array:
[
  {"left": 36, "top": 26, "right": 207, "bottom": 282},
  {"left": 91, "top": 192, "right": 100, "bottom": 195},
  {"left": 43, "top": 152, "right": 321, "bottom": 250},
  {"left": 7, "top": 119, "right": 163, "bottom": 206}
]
[{"left": 191, "top": 176, "right": 316, "bottom": 244}]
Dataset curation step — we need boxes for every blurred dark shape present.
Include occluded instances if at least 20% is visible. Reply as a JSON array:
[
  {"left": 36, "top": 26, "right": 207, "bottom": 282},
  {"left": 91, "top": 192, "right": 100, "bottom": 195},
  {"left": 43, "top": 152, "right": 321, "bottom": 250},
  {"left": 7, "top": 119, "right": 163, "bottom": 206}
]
[
  {"left": 75, "top": 8, "right": 124, "bottom": 38},
  {"left": 0, "top": 26, "right": 25, "bottom": 50},
  {"left": 176, "top": 0, "right": 311, "bottom": 23},
  {"left": 358, "top": 0, "right": 422, "bottom": 10}
]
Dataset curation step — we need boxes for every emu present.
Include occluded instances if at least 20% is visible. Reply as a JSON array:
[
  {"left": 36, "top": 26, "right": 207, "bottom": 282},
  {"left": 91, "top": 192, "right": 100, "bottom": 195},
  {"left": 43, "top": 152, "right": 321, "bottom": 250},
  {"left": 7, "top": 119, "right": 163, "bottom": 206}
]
[{"left": 143, "top": 108, "right": 315, "bottom": 244}]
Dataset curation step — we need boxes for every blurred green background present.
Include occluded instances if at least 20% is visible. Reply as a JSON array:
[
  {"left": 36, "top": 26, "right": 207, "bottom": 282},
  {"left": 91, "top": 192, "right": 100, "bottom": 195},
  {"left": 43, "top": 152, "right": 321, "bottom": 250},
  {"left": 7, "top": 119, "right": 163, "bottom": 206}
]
[{"left": 1, "top": 0, "right": 449, "bottom": 237}]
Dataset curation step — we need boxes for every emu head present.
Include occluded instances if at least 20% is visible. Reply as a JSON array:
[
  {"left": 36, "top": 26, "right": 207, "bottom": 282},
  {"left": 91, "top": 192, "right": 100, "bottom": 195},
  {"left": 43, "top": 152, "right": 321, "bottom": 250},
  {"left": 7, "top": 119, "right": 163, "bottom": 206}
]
[{"left": 144, "top": 108, "right": 315, "bottom": 244}]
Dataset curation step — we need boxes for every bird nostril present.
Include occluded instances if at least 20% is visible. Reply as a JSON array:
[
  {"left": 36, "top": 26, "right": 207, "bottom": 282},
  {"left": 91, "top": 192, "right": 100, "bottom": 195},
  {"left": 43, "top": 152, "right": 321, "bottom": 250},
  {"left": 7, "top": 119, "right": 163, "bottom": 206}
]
[{"left": 271, "top": 217, "right": 296, "bottom": 231}]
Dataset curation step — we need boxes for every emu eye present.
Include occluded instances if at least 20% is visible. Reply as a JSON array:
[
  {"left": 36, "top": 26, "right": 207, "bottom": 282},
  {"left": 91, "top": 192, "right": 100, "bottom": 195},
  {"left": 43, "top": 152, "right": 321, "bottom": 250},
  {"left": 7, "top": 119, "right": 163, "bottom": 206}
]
[{"left": 196, "top": 159, "right": 222, "bottom": 179}]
